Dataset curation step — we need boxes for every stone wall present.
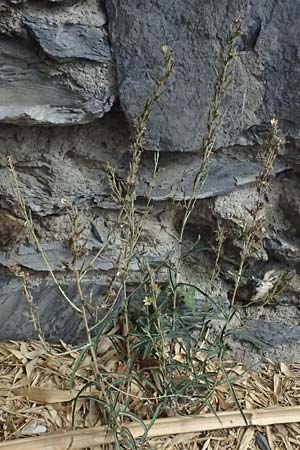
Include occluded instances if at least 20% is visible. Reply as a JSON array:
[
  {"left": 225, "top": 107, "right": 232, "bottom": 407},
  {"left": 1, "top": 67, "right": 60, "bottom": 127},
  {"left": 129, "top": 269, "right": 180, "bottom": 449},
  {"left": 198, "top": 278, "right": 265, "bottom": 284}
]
[{"left": 0, "top": 0, "right": 300, "bottom": 364}]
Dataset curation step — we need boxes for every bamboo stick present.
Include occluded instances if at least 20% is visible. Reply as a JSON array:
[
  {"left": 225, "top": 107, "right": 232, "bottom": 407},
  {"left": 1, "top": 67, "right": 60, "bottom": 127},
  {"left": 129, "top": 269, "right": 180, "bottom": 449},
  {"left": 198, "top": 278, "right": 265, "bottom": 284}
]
[{"left": 1, "top": 405, "right": 300, "bottom": 450}]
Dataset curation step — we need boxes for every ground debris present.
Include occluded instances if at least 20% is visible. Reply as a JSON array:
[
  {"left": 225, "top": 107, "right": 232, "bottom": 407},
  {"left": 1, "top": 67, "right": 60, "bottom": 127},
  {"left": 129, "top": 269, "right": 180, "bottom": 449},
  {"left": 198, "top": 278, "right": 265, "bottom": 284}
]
[{"left": 1, "top": 340, "right": 300, "bottom": 449}]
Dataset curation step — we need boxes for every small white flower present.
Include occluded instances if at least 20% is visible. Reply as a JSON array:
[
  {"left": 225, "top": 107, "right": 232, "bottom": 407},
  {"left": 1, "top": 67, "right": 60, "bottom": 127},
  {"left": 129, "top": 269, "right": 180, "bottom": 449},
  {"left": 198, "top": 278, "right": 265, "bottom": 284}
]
[{"left": 143, "top": 296, "right": 153, "bottom": 306}]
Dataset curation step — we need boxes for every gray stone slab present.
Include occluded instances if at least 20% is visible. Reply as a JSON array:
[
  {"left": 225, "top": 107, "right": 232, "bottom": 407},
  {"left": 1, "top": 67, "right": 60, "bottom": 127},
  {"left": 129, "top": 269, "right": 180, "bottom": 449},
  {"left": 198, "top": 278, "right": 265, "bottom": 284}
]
[
  {"left": 2, "top": 0, "right": 78, "bottom": 3},
  {"left": 47, "top": 0, "right": 79, "bottom": 3},
  {"left": 0, "top": 240, "right": 176, "bottom": 276},
  {"left": 265, "top": 237, "right": 300, "bottom": 263},
  {"left": 107, "top": 0, "right": 300, "bottom": 151},
  {"left": 0, "top": 155, "right": 289, "bottom": 220},
  {"left": 0, "top": 157, "right": 111, "bottom": 216},
  {"left": 0, "top": 277, "right": 120, "bottom": 342},
  {"left": 0, "top": 38, "right": 114, "bottom": 125},
  {"left": 138, "top": 157, "right": 288, "bottom": 201},
  {"left": 0, "top": 0, "right": 24, "bottom": 6},
  {"left": 0, "top": 111, "right": 131, "bottom": 164},
  {"left": 238, "top": 320, "right": 300, "bottom": 348},
  {"left": 0, "top": 242, "right": 115, "bottom": 272},
  {"left": 25, "top": 16, "right": 111, "bottom": 63}
]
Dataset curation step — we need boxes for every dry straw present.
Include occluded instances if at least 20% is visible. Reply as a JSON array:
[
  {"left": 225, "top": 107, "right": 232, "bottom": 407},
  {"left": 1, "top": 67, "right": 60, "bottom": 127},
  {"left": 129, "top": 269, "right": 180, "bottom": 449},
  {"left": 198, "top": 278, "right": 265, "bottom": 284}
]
[{"left": 2, "top": 340, "right": 300, "bottom": 449}]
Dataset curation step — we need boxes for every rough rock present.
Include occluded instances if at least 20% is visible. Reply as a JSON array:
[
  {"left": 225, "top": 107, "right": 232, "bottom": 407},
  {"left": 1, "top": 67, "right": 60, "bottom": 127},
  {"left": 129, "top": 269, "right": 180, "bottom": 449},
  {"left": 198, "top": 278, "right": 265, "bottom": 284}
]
[
  {"left": 0, "top": 1, "right": 115, "bottom": 125},
  {"left": 0, "top": 113, "right": 130, "bottom": 213},
  {"left": 24, "top": 17, "right": 112, "bottom": 63},
  {"left": 0, "top": 151, "right": 289, "bottom": 217},
  {"left": 264, "top": 237, "right": 300, "bottom": 263},
  {"left": 47, "top": 0, "right": 80, "bottom": 4},
  {"left": 0, "top": 38, "right": 114, "bottom": 125},
  {"left": 0, "top": 0, "right": 24, "bottom": 8},
  {"left": 0, "top": 157, "right": 111, "bottom": 215},
  {"left": 2, "top": 0, "right": 79, "bottom": 4},
  {"left": 240, "top": 320, "right": 300, "bottom": 347},
  {"left": 0, "top": 277, "right": 120, "bottom": 342},
  {"left": 138, "top": 156, "right": 288, "bottom": 201},
  {"left": 0, "top": 0, "right": 107, "bottom": 33},
  {"left": 0, "top": 240, "right": 175, "bottom": 274},
  {"left": 0, "top": 111, "right": 130, "bottom": 163},
  {"left": 106, "top": 0, "right": 300, "bottom": 151},
  {"left": 0, "top": 243, "right": 115, "bottom": 272}
]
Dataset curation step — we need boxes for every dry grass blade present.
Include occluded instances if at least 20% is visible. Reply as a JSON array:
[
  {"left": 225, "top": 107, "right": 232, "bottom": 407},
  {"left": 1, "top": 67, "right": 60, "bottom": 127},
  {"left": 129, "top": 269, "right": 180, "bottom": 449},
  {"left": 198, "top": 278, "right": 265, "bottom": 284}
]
[
  {"left": 12, "top": 387, "right": 79, "bottom": 404},
  {"left": 238, "top": 427, "right": 255, "bottom": 450},
  {"left": 161, "top": 432, "right": 202, "bottom": 449}
]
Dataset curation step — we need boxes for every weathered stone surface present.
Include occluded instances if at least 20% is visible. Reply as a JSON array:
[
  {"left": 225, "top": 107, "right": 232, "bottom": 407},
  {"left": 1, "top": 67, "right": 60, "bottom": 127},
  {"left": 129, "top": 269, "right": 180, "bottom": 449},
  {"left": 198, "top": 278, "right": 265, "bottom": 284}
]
[
  {"left": 0, "top": 211, "right": 176, "bottom": 341},
  {"left": 25, "top": 17, "right": 111, "bottom": 63},
  {"left": 264, "top": 237, "right": 300, "bottom": 263},
  {"left": 138, "top": 156, "right": 288, "bottom": 201},
  {"left": 2, "top": 0, "right": 79, "bottom": 4},
  {"left": 0, "top": 0, "right": 114, "bottom": 125},
  {"left": 0, "top": 243, "right": 115, "bottom": 272},
  {"left": 0, "top": 0, "right": 107, "bottom": 35},
  {"left": 107, "top": 0, "right": 300, "bottom": 151},
  {"left": 0, "top": 111, "right": 130, "bottom": 163},
  {"left": 0, "top": 240, "right": 173, "bottom": 274},
  {"left": 0, "top": 152, "right": 289, "bottom": 218},
  {"left": 0, "top": 157, "right": 111, "bottom": 215},
  {"left": 241, "top": 320, "right": 300, "bottom": 347},
  {"left": 0, "top": 0, "right": 24, "bottom": 8},
  {"left": 0, "top": 38, "right": 114, "bottom": 125},
  {"left": 47, "top": 0, "right": 79, "bottom": 4},
  {"left": 0, "top": 277, "right": 120, "bottom": 342}
]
